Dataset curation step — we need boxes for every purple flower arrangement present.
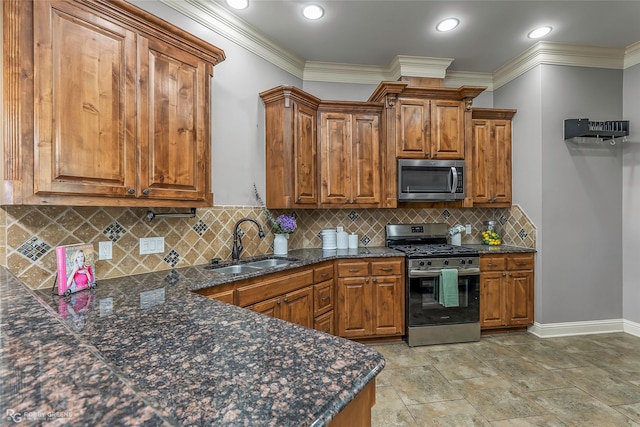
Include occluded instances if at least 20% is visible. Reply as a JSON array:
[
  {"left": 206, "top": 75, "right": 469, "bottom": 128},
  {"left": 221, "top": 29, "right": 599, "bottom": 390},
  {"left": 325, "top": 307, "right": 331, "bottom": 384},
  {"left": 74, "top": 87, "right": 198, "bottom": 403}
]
[{"left": 274, "top": 215, "right": 296, "bottom": 234}]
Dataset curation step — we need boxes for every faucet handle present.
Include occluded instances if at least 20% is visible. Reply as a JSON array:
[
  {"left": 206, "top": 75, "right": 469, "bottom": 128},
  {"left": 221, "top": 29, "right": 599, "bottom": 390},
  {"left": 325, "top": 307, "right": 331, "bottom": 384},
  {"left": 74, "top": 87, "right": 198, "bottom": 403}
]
[{"left": 210, "top": 257, "right": 222, "bottom": 265}]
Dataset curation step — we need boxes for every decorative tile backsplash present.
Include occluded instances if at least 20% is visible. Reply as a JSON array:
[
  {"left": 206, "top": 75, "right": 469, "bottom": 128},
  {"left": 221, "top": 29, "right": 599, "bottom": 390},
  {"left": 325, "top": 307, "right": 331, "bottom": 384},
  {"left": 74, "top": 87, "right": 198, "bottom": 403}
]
[{"left": 0, "top": 205, "right": 536, "bottom": 289}]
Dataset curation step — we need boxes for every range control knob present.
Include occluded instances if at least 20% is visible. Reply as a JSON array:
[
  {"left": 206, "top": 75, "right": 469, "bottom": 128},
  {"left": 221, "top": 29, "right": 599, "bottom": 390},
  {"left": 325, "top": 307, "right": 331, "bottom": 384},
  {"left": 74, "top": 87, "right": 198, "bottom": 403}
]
[
  {"left": 467, "top": 259, "right": 473, "bottom": 265},
  {"left": 443, "top": 260, "right": 449, "bottom": 266},
  {"left": 419, "top": 261, "right": 425, "bottom": 266},
  {"left": 460, "top": 259, "right": 466, "bottom": 265},
  {"left": 427, "top": 260, "right": 432, "bottom": 266}
]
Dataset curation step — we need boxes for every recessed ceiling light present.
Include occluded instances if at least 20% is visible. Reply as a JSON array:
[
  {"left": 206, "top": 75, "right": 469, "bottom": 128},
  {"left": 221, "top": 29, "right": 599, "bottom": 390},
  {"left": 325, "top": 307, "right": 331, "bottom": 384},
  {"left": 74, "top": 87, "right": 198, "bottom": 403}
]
[
  {"left": 436, "top": 18, "right": 460, "bottom": 32},
  {"left": 226, "top": 0, "right": 248, "bottom": 10},
  {"left": 302, "top": 4, "right": 324, "bottom": 20},
  {"left": 528, "top": 26, "right": 552, "bottom": 39}
]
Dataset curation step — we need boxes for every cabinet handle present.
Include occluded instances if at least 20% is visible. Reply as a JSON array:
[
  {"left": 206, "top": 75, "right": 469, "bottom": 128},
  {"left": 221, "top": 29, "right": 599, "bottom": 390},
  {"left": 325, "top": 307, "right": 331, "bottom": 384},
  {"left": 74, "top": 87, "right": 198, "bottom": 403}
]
[
  {"left": 515, "top": 262, "right": 527, "bottom": 266},
  {"left": 425, "top": 152, "right": 430, "bottom": 158},
  {"left": 381, "top": 267, "right": 393, "bottom": 272},
  {"left": 127, "top": 188, "right": 135, "bottom": 195},
  {"left": 432, "top": 153, "right": 438, "bottom": 158},
  {"left": 349, "top": 269, "right": 360, "bottom": 273},
  {"left": 142, "top": 188, "right": 150, "bottom": 195},
  {"left": 352, "top": 198, "right": 357, "bottom": 203},
  {"left": 321, "top": 296, "right": 330, "bottom": 302},
  {"left": 488, "top": 263, "right": 497, "bottom": 267},
  {"left": 321, "top": 273, "right": 329, "bottom": 277}
]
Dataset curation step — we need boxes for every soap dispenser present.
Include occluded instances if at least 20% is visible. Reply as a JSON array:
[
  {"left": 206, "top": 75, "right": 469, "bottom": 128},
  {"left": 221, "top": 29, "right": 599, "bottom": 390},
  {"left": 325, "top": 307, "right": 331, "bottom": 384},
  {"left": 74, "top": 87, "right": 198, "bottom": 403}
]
[{"left": 336, "top": 226, "right": 349, "bottom": 250}]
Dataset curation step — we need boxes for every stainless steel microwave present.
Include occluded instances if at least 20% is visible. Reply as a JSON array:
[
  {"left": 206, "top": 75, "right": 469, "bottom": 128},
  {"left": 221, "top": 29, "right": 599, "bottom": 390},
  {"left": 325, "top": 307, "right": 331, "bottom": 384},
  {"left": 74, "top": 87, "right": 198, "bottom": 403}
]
[{"left": 397, "top": 159, "right": 465, "bottom": 202}]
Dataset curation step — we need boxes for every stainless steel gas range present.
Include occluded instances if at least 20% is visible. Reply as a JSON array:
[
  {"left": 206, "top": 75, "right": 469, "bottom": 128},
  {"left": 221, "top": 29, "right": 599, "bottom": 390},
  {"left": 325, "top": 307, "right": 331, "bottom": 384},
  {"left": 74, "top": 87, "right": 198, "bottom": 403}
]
[{"left": 386, "top": 223, "right": 481, "bottom": 347}]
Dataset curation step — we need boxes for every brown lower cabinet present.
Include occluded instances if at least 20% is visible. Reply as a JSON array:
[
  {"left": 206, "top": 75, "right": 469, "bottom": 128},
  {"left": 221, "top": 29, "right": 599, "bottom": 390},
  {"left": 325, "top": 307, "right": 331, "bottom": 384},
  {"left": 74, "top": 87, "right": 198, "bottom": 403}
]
[
  {"left": 248, "top": 286, "right": 314, "bottom": 328},
  {"left": 480, "top": 253, "right": 535, "bottom": 329},
  {"left": 336, "top": 258, "right": 405, "bottom": 339}
]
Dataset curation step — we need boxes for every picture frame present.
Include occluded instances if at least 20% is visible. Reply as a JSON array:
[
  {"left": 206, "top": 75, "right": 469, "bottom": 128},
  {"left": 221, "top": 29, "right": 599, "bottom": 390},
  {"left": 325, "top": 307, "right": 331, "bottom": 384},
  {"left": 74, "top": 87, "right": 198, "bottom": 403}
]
[{"left": 55, "top": 243, "right": 97, "bottom": 296}]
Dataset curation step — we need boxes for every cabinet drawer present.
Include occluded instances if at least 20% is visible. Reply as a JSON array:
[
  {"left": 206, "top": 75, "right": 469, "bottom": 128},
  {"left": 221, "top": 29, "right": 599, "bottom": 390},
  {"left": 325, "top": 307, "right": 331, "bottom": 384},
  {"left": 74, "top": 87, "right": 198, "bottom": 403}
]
[
  {"left": 370, "top": 259, "right": 403, "bottom": 276},
  {"left": 314, "top": 263, "right": 334, "bottom": 283},
  {"left": 480, "top": 257, "right": 507, "bottom": 271},
  {"left": 507, "top": 254, "right": 534, "bottom": 270},
  {"left": 314, "top": 311, "right": 334, "bottom": 335},
  {"left": 314, "top": 280, "right": 334, "bottom": 316},
  {"left": 237, "top": 269, "right": 314, "bottom": 307},
  {"left": 337, "top": 261, "right": 370, "bottom": 277}
]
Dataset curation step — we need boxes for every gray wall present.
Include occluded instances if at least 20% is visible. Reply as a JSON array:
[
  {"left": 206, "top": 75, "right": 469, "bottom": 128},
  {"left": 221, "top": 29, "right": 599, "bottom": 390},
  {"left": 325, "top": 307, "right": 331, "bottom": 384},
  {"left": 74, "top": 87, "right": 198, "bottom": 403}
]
[
  {"left": 623, "top": 63, "right": 640, "bottom": 324},
  {"left": 130, "top": 1, "right": 301, "bottom": 206},
  {"left": 494, "top": 67, "right": 543, "bottom": 321},
  {"left": 495, "top": 65, "right": 625, "bottom": 325}
]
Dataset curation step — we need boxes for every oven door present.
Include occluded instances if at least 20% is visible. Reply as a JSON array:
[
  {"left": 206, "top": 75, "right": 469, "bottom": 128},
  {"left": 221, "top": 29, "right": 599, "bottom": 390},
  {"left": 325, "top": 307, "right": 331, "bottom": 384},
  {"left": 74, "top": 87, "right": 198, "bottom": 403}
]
[{"left": 407, "top": 268, "right": 480, "bottom": 327}]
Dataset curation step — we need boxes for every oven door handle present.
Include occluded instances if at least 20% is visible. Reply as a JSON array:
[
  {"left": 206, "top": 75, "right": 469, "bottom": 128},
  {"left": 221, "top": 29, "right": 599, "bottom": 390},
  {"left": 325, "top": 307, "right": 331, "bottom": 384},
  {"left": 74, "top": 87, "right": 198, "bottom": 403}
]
[{"left": 409, "top": 268, "right": 480, "bottom": 278}]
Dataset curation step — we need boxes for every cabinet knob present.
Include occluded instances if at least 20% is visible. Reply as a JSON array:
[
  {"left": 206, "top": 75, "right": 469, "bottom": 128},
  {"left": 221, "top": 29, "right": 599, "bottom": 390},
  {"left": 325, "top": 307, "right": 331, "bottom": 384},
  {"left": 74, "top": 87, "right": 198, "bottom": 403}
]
[
  {"left": 352, "top": 198, "right": 357, "bottom": 203},
  {"left": 127, "top": 188, "right": 135, "bottom": 195},
  {"left": 142, "top": 188, "right": 150, "bottom": 195},
  {"left": 425, "top": 152, "right": 430, "bottom": 158},
  {"left": 373, "top": 278, "right": 377, "bottom": 283},
  {"left": 509, "top": 273, "right": 513, "bottom": 277},
  {"left": 321, "top": 296, "right": 330, "bottom": 302},
  {"left": 297, "top": 197, "right": 301, "bottom": 202},
  {"left": 283, "top": 297, "right": 289, "bottom": 303},
  {"left": 276, "top": 299, "right": 281, "bottom": 305},
  {"left": 365, "top": 278, "right": 369, "bottom": 283},
  {"left": 432, "top": 153, "right": 438, "bottom": 158},
  {"left": 502, "top": 272, "right": 506, "bottom": 277}
]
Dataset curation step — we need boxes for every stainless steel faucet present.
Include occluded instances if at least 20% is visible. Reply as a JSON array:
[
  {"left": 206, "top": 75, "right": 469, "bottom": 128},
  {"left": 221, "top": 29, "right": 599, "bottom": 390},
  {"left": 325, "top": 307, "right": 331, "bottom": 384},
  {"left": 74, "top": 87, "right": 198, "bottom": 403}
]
[{"left": 231, "top": 218, "right": 265, "bottom": 262}]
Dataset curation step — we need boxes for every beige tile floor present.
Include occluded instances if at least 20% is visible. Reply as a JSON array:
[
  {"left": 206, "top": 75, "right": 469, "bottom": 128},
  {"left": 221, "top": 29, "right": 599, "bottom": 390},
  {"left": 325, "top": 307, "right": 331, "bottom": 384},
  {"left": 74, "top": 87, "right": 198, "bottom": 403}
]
[{"left": 370, "top": 332, "right": 640, "bottom": 426}]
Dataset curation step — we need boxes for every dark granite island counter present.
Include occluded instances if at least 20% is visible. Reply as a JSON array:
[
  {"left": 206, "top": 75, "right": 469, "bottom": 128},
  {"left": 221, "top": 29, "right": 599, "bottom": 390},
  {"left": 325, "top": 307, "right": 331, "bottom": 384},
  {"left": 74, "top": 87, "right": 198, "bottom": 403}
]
[{"left": 1, "top": 250, "right": 388, "bottom": 426}]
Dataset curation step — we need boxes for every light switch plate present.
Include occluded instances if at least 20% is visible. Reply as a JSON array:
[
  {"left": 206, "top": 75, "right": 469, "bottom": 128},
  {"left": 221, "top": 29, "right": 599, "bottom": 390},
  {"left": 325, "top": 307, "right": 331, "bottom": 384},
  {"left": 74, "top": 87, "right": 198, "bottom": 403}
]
[
  {"left": 139, "top": 237, "right": 165, "bottom": 255},
  {"left": 465, "top": 224, "right": 472, "bottom": 235},
  {"left": 99, "top": 241, "right": 112, "bottom": 260}
]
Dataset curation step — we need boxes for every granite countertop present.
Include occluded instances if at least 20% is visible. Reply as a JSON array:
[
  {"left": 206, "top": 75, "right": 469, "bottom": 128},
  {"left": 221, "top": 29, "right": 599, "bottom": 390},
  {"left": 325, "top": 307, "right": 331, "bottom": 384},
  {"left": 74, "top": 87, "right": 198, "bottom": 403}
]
[
  {"left": 462, "top": 244, "right": 537, "bottom": 254},
  {"left": 2, "top": 248, "right": 394, "bottom": 426}
]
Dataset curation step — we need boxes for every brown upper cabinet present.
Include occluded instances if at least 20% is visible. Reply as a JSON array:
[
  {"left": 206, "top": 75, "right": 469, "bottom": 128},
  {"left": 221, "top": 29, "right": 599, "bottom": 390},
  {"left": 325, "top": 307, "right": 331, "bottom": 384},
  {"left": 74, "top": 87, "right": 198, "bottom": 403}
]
[
  {"left": 3, "top": 0, "right": 225, "bottom": 206},
  {"left": 471, "top": 108, "right": 517, "bottom": 207},
  {"left": 259, "top": 86, "right": 321, "bottom": 209},
  {"left": 318, "top": 102, "right": 383, "bottom": 208}
]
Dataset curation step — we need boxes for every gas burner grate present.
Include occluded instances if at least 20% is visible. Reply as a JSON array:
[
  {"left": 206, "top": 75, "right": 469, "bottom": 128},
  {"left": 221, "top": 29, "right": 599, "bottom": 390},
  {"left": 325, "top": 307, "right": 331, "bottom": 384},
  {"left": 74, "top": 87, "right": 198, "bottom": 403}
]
[{"left": 391, "top": 243, "right": 478, "bottom": 258}]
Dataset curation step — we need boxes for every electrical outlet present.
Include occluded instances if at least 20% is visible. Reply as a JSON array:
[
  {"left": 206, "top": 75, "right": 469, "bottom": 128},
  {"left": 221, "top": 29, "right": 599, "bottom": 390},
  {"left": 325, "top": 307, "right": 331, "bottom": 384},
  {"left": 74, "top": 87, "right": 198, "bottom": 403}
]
[
  {"left": 140, "top": 237, "right": 165, "bottom": 255},
  {"left": 99, "top": 241, "right": 112, "bottom": 260},
  {"left": 465, "top": 224, "right": 472, "bottom": 235}
]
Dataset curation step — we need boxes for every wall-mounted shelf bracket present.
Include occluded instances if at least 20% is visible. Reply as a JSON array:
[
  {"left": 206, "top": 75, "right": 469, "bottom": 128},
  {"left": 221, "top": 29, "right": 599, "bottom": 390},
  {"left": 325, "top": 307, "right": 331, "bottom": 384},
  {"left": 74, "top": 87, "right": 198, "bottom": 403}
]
[{"left": 564, "top": 118, "right": 629, "bottom": 144}]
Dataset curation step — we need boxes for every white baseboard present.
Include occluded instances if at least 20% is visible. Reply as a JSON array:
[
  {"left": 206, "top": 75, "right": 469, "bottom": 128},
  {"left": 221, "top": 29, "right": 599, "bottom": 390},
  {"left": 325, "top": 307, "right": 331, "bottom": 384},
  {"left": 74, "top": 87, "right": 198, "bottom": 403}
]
[
  {"left": 623, "top": 319, "right": 640, "bottom": 337},
  {"left": 527, "top": 319, "right": 626, "bottom": 338}
]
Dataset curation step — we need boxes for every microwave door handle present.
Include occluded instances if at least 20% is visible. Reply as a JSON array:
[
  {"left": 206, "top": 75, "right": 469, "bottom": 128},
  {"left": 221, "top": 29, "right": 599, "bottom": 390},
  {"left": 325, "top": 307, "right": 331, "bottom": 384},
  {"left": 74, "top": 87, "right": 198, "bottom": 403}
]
[{"left": 450, "top": 167, "right": 458, "bottom": 194}]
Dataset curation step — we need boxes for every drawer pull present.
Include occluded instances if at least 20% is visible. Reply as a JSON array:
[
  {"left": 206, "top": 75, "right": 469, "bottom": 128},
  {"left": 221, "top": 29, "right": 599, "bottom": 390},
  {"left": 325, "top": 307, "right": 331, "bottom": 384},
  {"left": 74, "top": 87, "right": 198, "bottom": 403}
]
[
  {"left": 321, "top": 273, "right": 329, "bottom": 277},
  {"left": 515, "top": 262, "right": 527, "bottom": 266},
  {"left": 380, "top": 267, "right": 393, "bottom": 272},
  {"left": 488, "top": 263, "right": 497, "bottom": 267},
  {"left": 324, "top": 328, "right": 330, "bottom": 333},
  {"left": 321, "top": 296, "right": 330, "bottom": 302},
  {"left": 349, "top": 268, "right": 360, "bottom": 273}
]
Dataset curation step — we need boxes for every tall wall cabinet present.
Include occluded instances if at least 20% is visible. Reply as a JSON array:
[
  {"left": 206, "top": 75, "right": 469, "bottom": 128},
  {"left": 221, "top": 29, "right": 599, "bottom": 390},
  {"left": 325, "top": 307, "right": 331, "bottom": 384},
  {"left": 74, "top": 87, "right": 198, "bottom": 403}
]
[
  {"left": 471, "top": 108, "right": 517, "bottom": 207},
  {"left": 2, "top": 0, "right": 225, "bottom": 206}
]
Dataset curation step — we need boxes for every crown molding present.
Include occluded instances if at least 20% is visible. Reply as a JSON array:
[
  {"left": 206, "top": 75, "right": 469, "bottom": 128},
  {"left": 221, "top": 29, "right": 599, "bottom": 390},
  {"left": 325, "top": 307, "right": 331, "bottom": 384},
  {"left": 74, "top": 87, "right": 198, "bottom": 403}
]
[
  {"left": 159, "top": 0, "right": 306, "bottom": 79},
  {"left": 445, "top": 71, "right": 493, "bottom": 92},
  {"left": 159, "top": 2, "right": 638, "bottom": 89},
  {"left": 625, "top": 41, "right": 640, "bottom": 69},
  {"left": 493, "top": 41, "right": 626, "bottom": 90}
]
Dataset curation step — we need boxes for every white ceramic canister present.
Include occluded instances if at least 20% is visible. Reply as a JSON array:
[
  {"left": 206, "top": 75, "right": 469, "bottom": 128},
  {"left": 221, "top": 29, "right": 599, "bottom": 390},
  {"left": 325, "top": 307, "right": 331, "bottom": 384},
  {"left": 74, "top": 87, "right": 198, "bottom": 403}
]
[
  {"left": 321, "top": 229, "right": 337, "bottom": 250},
  {"left": 336, "top": 226, "right": 349, "bottom": 250},
  {"left": 348, "top": 233, "right": 359, "bottom": 249}
]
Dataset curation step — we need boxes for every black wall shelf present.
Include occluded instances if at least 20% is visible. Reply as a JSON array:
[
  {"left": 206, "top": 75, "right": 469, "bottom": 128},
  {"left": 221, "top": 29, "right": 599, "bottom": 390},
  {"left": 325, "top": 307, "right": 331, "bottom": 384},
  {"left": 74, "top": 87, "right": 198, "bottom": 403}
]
[{"left": 564, "top": 118, "right": 629, "bottom": 140}]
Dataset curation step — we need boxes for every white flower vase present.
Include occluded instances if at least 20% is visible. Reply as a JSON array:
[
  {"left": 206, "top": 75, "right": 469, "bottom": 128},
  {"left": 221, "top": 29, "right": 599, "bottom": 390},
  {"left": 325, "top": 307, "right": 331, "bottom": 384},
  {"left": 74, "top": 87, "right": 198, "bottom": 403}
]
[{"left": 273, "top": 233, "right": 289, "bottom": 255}]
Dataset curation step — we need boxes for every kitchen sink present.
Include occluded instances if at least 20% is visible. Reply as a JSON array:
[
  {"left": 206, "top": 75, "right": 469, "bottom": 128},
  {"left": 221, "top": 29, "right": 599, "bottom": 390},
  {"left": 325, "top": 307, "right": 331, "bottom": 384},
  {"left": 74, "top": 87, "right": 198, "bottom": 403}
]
[
  {"left": 244, "top": 258, "right": 292, "bottom": 269},
  {"left": 206, "top": 264, "right": 261, "bottom": 274}
]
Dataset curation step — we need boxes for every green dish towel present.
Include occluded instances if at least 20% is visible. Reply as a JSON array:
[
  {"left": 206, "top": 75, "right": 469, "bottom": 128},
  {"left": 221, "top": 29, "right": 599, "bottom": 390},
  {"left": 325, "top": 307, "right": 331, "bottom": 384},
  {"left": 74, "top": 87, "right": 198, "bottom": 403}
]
[{"left": 440, "top": 269, "right": 459, "bottom": 308}]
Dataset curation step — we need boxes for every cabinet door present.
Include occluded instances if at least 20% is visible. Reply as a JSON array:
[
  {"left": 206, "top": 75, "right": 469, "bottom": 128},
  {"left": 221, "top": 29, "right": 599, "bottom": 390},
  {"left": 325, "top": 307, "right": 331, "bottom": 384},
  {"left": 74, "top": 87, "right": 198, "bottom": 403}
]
[
  {"left": 293, "top": 103, "right": 318, "bottom": 206},
  {"left": 337, "top": 277, "right": 371, "bottom": 338},
  {"left": 351, "top": 114, "right": 381, "bottom": 206},
  {"left": 430, "top": 100, "right": 464, "bottom": 159},
  {"left": 471, "top": 120, "right": 492, "bottom": 204},
  {"left": 480, "top": 272, "right": 505, "bottom": 328},
  {"left": 282, "top": 286, "right": 314, "bottom": 328},
  {"left": 314, "top": 311, "right": 335, "bottom": 335},
  {"left": 371, "top": 275, "right": 403, "bottom": 336},
  {"left": 320, "top": 112, "right": 352, "bottom": 204},
  {"left": 506, "top": 271, "right": 534, "bottom": 326},
  {"left": 490, "top": 120, "right": 512, "bottom": 204},
  {"left": 248, "top": 297, "right": 281, "bottom": 319},
  {"left": 33, "top": 0, "right": 137, "bottom": 197},
  {"left": 314, "top": 279, "right": 334, "bottom": 317},
  {"left": 397, "top": 99, "right": 429, "bottom": 158},
  {"left": 138, "top": 36, "right": 210, "bottom": 201}
]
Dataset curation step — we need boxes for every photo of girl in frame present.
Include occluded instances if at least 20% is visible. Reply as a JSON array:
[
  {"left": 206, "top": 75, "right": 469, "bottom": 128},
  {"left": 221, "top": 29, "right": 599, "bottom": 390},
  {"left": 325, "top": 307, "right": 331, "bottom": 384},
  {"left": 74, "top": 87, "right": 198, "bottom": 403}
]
[{"left": 56, "top": 243, "right": 97, "bottom": 296}]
